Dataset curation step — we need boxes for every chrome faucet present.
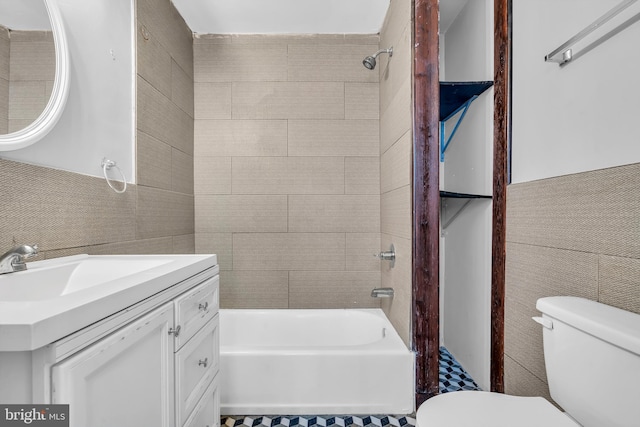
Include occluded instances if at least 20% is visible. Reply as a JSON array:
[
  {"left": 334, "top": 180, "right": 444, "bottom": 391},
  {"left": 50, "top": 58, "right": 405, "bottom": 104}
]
[
  {"left": 371, "top": 287, "right": 395, "bottom": 298},
  {"left": 0, "top": 244, "right": 39, "bottom": 274},
  {"left": 374, "top": 244, "right": 396, "bottom": 268}
]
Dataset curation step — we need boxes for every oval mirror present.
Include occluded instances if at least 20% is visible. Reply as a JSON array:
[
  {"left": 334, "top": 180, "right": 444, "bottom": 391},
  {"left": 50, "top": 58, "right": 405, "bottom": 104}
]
[{"left": 0, "top": 0, "right": 69, "bottom": 151}]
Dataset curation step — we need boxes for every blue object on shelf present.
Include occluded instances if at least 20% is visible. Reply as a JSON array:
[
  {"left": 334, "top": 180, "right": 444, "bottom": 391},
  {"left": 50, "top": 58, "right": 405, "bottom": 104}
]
[{"left": 439, "top": 81, "right": 493, "bottom": 162}]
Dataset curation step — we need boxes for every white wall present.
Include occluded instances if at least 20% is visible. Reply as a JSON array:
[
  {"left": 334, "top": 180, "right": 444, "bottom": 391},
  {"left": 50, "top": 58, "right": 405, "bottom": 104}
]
[
  {"left": 440, "top": 0, "right": 493, "bottom": 390},
  {"left": 2, "top": 0, "right": 135, "bottom": 182},
  {"left": 512, "top": 0, "right": 640, "bottom": 183}
]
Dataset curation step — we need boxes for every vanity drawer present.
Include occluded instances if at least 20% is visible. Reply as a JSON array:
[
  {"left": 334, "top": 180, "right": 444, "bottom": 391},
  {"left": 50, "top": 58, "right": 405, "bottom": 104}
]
[
  {"left": 176, "top": 315, "right": 219, "bottom": 427},
  {"left": 174, "top": 275, "right": 219, "bottom": 349},
  {"left": 182, "top": 374, "right": 220, "bottom": 427}
]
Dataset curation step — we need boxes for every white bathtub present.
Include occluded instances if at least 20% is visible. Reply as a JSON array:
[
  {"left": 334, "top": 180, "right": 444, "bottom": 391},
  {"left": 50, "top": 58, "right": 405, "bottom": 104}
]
[{"left": 220, "top": 308, "right": 414, "bottom": 415}]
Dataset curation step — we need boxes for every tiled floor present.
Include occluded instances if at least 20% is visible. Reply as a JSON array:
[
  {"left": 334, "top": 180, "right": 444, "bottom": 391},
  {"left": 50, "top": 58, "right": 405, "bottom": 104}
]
[
  {"left": 438, "top": 347, "right": 481, "bottom": 393},
  {"left": 221, "top": 346, "right": 480, "bottom": 427},
  {"left": 223, "top": 415, "right": 416, "bottom": 427}
]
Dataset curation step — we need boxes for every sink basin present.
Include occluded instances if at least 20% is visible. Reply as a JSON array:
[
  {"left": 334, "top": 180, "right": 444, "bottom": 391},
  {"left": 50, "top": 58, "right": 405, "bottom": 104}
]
[
  {"left": 0, "top": 253, "right": 218, "bottom": 351},
  {"left": 0, "top": 257, "right": 171, "bottom": 301}
]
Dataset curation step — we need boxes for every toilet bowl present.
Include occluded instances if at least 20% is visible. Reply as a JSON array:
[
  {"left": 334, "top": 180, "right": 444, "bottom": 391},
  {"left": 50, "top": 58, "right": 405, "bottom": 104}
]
[
  {"left": 416, "top": 391, "right": 578, "bottom": 427},
  {"left": 416, "top": 297, "right": 640, "bottom": 427}
]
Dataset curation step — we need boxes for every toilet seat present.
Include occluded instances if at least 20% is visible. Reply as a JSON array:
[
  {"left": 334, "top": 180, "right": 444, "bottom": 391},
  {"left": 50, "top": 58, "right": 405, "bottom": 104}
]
[{"left": 416, "top": 391, "right": 580, "bottom": 427}]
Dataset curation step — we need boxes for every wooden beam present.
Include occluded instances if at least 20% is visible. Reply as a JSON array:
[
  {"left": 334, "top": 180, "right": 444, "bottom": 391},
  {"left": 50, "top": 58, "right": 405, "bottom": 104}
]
[
  {"left": 413, "top": 0, "right": 440, "bottom": 406},
  {"left": 491, "top": 0, "right": 510, "bottom": 393}
]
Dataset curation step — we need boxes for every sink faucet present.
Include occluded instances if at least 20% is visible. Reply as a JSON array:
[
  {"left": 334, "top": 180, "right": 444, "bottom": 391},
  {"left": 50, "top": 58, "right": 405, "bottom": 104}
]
[{"left": 0, "top": 244, "right": 39, "bottom": 274}]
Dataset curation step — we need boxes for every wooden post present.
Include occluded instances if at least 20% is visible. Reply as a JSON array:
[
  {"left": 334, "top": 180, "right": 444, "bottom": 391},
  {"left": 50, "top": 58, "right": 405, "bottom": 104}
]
[{"left": 413, "top": 0, "right": 440, "bottom": 406}]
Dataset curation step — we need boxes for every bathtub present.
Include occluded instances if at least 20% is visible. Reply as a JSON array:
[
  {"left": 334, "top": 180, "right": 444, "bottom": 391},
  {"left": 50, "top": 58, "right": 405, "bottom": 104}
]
[{"left": 220, "top": 308, "right": 414, "bottom": 415}]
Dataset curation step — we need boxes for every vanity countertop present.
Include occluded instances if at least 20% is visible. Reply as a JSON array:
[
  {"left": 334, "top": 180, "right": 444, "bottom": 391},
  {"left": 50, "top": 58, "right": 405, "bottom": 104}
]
[{"left": 0, "top": 254, "right": 218, "bottom": 351}]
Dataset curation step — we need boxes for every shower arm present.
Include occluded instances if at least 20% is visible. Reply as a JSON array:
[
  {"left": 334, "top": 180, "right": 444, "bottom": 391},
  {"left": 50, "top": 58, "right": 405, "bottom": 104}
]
[{"left": 371, "top": 47, "right": 393, "bottom": 59}]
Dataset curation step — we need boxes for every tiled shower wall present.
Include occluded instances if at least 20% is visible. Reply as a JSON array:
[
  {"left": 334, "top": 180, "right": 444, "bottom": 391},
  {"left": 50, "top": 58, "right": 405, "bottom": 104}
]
[
  {"left": 0, "top": 0, "right": 195, "bottom": 257},
  {"left": 193, "top": 34, "right": 382, "bottom": 309},
  {"left": 505, "top": 163, "right": 640, "bottom": 400},
  {"left": 378, "top": 0, "right": 413, "bottom": 346}
]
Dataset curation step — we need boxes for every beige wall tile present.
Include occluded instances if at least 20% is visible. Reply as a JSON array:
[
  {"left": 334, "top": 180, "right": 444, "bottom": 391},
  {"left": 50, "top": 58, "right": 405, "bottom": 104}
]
[
  {"left": 289, "top": 271, "right": 381, "bottom": 308},
  {"left": 345, "top": 83, "right": 380, "bottom": 120},
  {"left": 194, "top": 156, "right": 232, "bottom": 195},
  {"left": 220, "top": 271, "right": 289, "bottom": 309},
  {"left": 172, "top": 234, "right": 195, "bottom": 254},
  {"left": 195, "top": 233, "right": 233, "bottom": 271},
  {"left": 171, "top": 60, "right": 194, "bottom": 117},
  {"left": 380, "top": 23, "right": 412, "bottom": 113},
  {"left": 195, "top": 120, "right": 287, "bottom": 157},
  {"left": 380, "top": 185, "right": 411, "bottom": 239},
  {"left": 381, "top": 130, "right": 411, "bottom": 193},
  {"left": 136, "top": 186, "right": 194, "bottom": 239},
  {"left": 138, "top": 76, "right": 193, "bottom": 155},
  {"left": 288, "top": 120, "right": 379, "bottom": 156},
  {"left": 171, "top": 148, "right": 194, "bottom": 194},
  {"left": 504, "top": 355, "right": 552, "bottom": 401},
  {"left": 233, "top": 233, "right": 345, "bottom": 271},
  {"left": 288, "top": 195, "right": 380, "bottom": 233},
  {"left": 0, "top": 159, "right": 136, "bottom": 250},
  {"left": 194, "top": 35, "right": 232, "bottom": 44},
  {"left": 345, "top": 157, "right": 380, "bottom": 195},
  {"left": 137, "top": 0, "right": 193, "bottom": 76},
  {"left": 380, "top": 234, "right": 412, "bottom": 346},
  {"left": 380, "top": 78, "right": 411, "bottom": 154},
  {"left": 344, "top": 34, "right": 380, "bottom": 45},
  {"left": 137, "top": 22, "right": 172, "bottom": 97},
  {"left": 229, "top": 34, "right": 379, "bottom": 46},
  {"left": 346, "top": 233, "right": 381, "bottom": 271},
  {"left": 505, "top": 243, "right": 598, "bottom": 394},
  {"left": 194, "top": 43, "right": 287, "bottom": 82},
  {"left": 46, "top": 237, "right": 174, "bottom": 258},
  {"left": 599, "top": 255, "right": 640, "bottom": 314},
  {"left": 379, "top": 0, "right": 412, "bottom": 63},
  {"left": 194, "top": 83, "right": 231, "bottom": 119},
  {"left": 288, "top": 44, "right": 379, "bottom": 83},
  {"left": 507, "top": 163, "right": 640, "bottom": 258},
  {"left": 505, "top": 298, "right": 547, "bottom": 384},
  {"left": 231, "top": 157, "right": 344, "bottom": 195},
  {"left": 196, "top": 195, "right": 287, "bottom": 233},
  {"left": 505, "top": 243, "right": 599, "bottom": 308},
  {"left": 232, "top": 81, "right": 345, "bottom": 119},
  {"left": 137, "top": 131, "right": 172, "bottom": 190}
]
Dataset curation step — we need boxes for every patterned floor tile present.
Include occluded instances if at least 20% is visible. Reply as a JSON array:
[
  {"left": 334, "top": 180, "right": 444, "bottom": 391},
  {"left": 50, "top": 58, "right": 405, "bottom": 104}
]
[{"left": 439, "top": 346, "right": 481, "bottom": 393}]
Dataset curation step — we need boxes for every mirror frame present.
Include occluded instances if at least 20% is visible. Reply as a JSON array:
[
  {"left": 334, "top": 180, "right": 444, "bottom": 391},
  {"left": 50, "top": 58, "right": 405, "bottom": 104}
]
[{"left": 0, "top": 0, "right": 69, "bottom": 151}]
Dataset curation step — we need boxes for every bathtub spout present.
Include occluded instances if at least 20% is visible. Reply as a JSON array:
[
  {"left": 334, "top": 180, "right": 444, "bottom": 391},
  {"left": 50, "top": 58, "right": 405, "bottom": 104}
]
[{"left": 371, "top": 287, "right": 394, "bottom": 298}]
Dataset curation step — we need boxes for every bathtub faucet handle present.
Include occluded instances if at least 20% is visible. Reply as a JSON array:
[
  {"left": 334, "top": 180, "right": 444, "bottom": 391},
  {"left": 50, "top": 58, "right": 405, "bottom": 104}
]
[{"left": 374, "top": 244, "right": 395, "bottom": 268}]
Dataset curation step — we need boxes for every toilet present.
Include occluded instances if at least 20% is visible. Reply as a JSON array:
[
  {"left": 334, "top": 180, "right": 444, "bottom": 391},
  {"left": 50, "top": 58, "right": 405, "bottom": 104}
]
[{"left": 417, "top": 296, "right": 640, "bottom": 427}]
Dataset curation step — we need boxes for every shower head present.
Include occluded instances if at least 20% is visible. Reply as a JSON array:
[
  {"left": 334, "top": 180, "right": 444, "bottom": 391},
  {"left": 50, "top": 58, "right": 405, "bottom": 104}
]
[{"left": 362, "top": 47, "right": 393, "bottom": 70}]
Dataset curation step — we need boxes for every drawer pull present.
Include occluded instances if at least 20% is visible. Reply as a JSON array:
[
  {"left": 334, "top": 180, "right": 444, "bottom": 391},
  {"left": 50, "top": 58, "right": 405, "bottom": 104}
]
[
  {"left": 198, "top": 357, "right": 208, "bottom": 368},
  {"left": 168, "top": 325, "right": 181, "bottom": 337},
  {"left": 198, "top": 302, "right": 209, "bottom": 311}
]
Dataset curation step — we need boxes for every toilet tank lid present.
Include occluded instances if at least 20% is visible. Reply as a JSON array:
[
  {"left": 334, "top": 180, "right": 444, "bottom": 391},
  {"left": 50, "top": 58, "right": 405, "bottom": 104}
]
[{"left": 537, "top": 297, "right": 640, "bottom": 356}]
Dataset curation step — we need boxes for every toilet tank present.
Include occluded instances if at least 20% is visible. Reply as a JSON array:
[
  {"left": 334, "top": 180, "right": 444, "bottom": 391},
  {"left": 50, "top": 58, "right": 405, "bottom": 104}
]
[{"left": 536, "top": 297, "right": 640, "bottom": 427}]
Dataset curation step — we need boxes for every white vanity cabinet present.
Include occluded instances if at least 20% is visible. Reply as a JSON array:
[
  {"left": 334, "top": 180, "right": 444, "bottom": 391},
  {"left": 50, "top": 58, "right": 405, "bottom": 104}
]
[
  {"left": 51, "top": 302, "right": 176, "bottom": 426},
  {"left": 47, "top": 266, "right": 220, "bottom": 427}
]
